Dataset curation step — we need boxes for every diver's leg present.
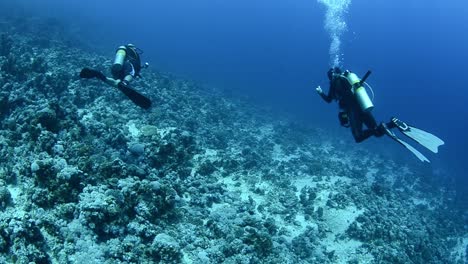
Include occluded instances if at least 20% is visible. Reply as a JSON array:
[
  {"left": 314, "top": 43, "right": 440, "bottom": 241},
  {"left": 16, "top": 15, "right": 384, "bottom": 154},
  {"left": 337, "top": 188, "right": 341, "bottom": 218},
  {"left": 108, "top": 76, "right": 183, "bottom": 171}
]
[
  {"left": 354, "top": 128, "right": 375, "bottom": 142},
  {"left": 362, "top": 112, "right": 386, "bottom": 137},
  {"left": 103, "top": 77, "right": 120, "bottom": 87},
  {"left": 349, "top": 110, "right": 372, "bottom": 143},
  {"left": 103, "top": 75, "right": 133, "bottom": 88}
]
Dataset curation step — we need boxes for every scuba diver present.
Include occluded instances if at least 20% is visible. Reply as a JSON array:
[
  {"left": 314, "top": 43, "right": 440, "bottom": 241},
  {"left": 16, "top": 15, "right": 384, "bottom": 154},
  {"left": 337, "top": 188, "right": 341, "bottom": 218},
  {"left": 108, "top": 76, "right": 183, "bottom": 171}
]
[
  {"left": 316, "top": 67, "right": 444, "bottom": 162},
  {"left": 79, "top": 44, "right": 152, "bottom": 109}
]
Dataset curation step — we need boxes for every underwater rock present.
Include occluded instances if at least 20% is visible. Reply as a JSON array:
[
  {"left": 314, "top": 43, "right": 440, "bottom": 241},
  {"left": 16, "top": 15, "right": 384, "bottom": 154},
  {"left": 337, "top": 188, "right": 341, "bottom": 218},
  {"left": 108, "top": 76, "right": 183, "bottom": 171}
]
[
  {"left": 30, "top": 56, "right": 47, "bottom": 73},
  {"left": 0, "top": 95, "right": 9, "bottom": 117},
  {"left": 151, "top": 233, "right": 181, "bottom": 262},
  {"left": 128, "top": 143, "right": 145, "bottom": 156},
  {"left": 0, "top": 186, "right": 11, "bottom": 209},
  {"left": 242, "top": 226, "right": 273, "bottom": 257},
  {"left": 30, "top": 161, "right": 40, "bottom": 173},
  {"left": 197, "top": 160, "right": 217, "bottom": 176},
  {"left": 36, "top": 107, "right": 60, "bottom": 133},
  {"left": 2, "top": 213, "right": 50, "bottom": 263},
  {"left": 78, "top": 185, "right": 123, "bottom": 238},
  {"left": 140, "top": 125, "right": 159, "bottom": 137}
]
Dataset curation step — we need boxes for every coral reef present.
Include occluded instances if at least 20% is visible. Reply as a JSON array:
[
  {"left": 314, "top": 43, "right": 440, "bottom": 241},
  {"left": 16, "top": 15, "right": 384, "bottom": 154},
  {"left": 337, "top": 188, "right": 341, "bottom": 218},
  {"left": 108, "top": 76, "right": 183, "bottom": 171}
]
[{"left": 0, "top": 14, "right": 465, "bottom": 264}]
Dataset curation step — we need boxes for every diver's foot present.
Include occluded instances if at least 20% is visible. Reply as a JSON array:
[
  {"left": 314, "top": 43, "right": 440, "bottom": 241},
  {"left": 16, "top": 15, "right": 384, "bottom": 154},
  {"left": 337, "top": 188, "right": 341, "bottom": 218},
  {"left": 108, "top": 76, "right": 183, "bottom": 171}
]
[
  {"left": 79, "top": 68, "right": 96, "bottom": 78},
  {"left": 390, "top": 117, "right": 408, "bottom": 130},
  {"left": 380, "top": 122, "right": 392, "bottom": 136}
]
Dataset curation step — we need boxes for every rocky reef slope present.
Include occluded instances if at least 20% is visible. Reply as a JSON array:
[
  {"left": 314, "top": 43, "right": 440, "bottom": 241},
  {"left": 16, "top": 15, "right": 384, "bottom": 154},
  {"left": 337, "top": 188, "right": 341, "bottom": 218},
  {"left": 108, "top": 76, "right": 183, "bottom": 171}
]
[{"left": 0, "top": 16, "right": 466, "bottom": 264}]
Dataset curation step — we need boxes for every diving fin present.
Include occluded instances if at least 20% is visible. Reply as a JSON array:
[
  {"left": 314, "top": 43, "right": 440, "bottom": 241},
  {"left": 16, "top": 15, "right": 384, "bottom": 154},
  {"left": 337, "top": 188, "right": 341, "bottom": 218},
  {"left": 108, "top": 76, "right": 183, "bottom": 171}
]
[
  {"left": 80, "top": 68, "right": 106, "bottom": 81},
  {"left": 117, "top": 82, "right": 152, "bottom": 109},
  {"left": 391, "top": 118, "right": 444, "bottom": 153},
  {"left": 383, "top": 126, "right": 430, "bottom": 163}
]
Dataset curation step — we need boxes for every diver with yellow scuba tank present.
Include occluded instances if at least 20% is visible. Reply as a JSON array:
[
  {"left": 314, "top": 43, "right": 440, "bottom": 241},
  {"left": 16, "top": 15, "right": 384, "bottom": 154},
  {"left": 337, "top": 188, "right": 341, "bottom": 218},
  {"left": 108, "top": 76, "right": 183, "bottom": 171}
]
[
  {"left": 316, "top": 67, "right": 444, "bottom": 162},
  {"left": 79, "top": 44, "right": 152, "bottom": 109}
]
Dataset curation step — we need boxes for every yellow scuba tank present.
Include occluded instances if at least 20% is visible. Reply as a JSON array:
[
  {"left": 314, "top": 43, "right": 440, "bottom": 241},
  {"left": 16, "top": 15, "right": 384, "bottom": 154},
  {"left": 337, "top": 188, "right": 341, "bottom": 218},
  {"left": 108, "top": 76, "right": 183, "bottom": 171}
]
[
  {"left": 346, "top": 72, "right": 374, "bottom": 112},
  {"left": 111, "top": 46, "right": 127, "bottom": 78}
]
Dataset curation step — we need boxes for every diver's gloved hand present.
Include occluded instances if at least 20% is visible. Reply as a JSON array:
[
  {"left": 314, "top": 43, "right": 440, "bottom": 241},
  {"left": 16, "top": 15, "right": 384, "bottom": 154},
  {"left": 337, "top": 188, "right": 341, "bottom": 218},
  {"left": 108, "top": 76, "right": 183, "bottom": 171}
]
[
  {"left": 118, "top": 80, "right": 129, "bottom": 89},
  {"left": 338, "top": 112, "right": 350, "bottom": 127},
  {"left": 316, "top": 86, "right": 323, "bottom": 94},
  {"left": 79, "top": 68, "right": 106, "bottom": 81}
]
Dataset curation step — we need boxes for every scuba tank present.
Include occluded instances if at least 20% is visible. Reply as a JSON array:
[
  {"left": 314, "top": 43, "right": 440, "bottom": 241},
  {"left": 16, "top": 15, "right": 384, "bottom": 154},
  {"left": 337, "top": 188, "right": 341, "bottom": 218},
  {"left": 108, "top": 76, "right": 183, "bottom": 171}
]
[
  {"left": 111, "top": 46, "right": 127, "bottom": 79},
  {"left": 345, "top": 70, "right": 374, "bottom": 112}
]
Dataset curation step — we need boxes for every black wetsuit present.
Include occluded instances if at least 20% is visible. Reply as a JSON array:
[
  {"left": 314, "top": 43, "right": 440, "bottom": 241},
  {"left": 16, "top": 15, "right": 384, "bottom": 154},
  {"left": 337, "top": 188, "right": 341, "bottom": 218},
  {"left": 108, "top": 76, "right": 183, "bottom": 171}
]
[{"left": 319, "top": 71, "right": 385, "bottom": 143}]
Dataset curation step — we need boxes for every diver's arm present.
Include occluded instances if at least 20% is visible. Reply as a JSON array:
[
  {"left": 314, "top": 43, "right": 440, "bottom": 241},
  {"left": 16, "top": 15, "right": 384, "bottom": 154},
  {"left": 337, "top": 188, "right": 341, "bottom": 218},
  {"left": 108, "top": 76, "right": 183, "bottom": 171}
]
[
  {"left": 103, "top": 74, "right": 133, "bottom": 88},
  {"left": 316, "top": 84, "right": 334, "bottom": 103},
  {"left": 103, "top": 77, "right": 120, "bottom": 88}
]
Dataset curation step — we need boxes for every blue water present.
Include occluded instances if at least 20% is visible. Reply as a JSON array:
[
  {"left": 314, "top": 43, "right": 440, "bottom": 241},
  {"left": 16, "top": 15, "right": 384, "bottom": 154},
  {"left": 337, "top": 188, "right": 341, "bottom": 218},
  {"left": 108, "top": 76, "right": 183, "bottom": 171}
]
[{"left": 12, "top": 0, "right": 468, "bottom": 201}]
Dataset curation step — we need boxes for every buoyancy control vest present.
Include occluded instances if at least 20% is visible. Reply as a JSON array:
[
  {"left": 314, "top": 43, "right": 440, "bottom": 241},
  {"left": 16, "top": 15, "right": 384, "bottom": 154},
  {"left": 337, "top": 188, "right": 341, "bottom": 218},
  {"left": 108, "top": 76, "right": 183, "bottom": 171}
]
[{"left": 111, "top": 44, "right": 142, "bottom": 79}]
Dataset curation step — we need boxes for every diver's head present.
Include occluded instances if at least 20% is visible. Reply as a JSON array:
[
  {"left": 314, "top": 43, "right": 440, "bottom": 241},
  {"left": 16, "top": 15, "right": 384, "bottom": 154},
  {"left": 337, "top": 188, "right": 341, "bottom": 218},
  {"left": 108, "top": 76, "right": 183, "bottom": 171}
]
[
  {"left": 126, "top": 43, "right": 144, "bottom": 55},
  {"left": 328, "top": 67, "right": 342, "bottom": 80},
  {"left": 126, "top": 44, "right": 138, "bottom": 52}
]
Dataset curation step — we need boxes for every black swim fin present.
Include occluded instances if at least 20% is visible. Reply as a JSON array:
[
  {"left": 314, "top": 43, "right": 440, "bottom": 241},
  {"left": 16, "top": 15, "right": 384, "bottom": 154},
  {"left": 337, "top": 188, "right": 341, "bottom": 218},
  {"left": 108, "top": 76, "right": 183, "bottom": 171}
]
[
  {"left": 79, "top": 68, "right": 106, "bottom": 81},
  {"left": 117, "top": 82, "right": 152, "bottom": 109}
]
